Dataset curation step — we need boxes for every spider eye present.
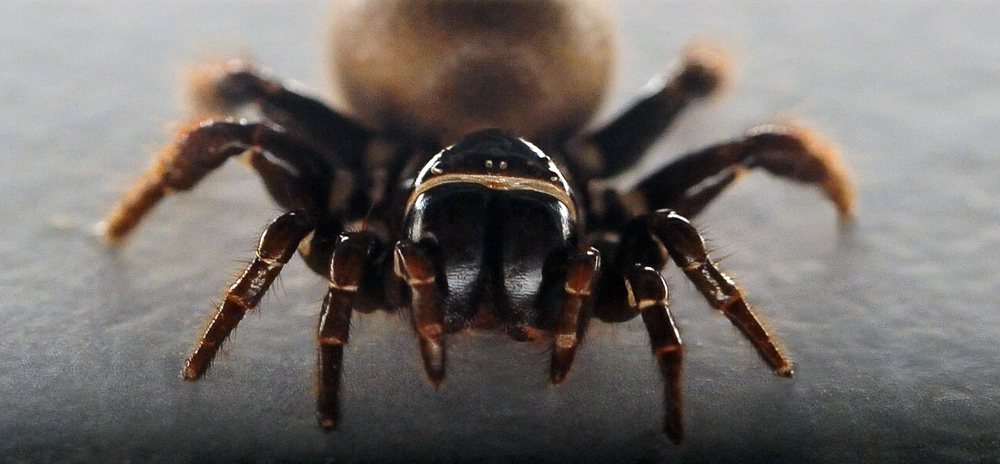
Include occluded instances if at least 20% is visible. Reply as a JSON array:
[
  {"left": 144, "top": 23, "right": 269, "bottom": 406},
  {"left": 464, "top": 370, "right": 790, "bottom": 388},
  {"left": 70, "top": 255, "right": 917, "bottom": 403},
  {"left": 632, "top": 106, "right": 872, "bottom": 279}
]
[
  {"left": 433, "top": 129, "right": 553, "bottom": 178},
  {"left": 406, "top": 129, "right": 578, "bottom": 223}
]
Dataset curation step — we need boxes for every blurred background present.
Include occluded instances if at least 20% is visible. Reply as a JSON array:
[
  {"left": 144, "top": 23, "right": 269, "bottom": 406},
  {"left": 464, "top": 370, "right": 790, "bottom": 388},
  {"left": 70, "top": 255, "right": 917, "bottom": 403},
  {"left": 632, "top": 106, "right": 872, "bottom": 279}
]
[{"left": 2, "top": 1, "right": 998, "bottom": 462}]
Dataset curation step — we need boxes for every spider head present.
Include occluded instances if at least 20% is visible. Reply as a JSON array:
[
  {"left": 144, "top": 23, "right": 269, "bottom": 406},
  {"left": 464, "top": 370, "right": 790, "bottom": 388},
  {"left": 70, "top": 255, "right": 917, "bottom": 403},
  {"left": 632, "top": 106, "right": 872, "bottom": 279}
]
[
  {"left": 430, "top": 129, "right": 557, "bottom": 178},
  {"left": 407, "top": 129, "right": 576, "bottom": 221},
  {"left": 402, "top": 129, "right": 581, "bottom": 335}
]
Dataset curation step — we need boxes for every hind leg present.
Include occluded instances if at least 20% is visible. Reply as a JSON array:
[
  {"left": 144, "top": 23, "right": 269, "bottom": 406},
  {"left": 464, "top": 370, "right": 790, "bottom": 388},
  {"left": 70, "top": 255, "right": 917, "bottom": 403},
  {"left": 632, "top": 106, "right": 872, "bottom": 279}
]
[{"left": 629, "top": 124, "right": 854, "bottom": 220}]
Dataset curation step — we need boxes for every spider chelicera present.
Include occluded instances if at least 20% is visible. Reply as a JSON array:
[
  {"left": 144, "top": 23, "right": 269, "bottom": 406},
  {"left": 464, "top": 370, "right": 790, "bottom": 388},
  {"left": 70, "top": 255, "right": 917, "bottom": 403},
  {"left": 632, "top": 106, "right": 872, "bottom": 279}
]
[{"left": 101, "top": 0, "right": 853, "bottom": 442}]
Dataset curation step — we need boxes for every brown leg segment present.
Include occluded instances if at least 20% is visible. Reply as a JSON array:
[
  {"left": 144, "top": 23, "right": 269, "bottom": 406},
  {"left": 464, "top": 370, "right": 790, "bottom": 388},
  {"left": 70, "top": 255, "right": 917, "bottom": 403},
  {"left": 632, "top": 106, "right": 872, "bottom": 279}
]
[
  {"left": 182, "top": 210, "right": 315, "bottom": 380},
  {"left": 394, "top": 240, "right": 446, "bottom": 386},
  {"left": 648, "top": 210, "right": 793, "bottom": 376},
  {"left": 187, "top": 60, "right": 373, "bottom": 171},
  {"left": 665, "top": 171, "right": 741, "bottom": 220},
  {"left": 622, "top": 265, "right": 684, "bottom": 443},
  {"left": 101, "top": 120, "right": 333, "bottom": 241},
  {"left": 550, "top": 248, "right": 600, "bottom": 384},
  {"left": 632, "top": 124, "right": 854, "bottom": 220},
  {"left": 589, "top": 45, "right": 728, "bottom": 177},
  {"left": 316, "top": 231, "right": 380, "bottom": 430}
]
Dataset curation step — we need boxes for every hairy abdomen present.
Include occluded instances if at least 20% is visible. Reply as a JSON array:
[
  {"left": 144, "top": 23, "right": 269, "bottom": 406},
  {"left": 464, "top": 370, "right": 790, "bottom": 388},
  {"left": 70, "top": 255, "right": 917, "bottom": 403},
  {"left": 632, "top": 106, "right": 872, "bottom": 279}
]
[{"left": 328, "top": 0, "right": 617, "bottom": 146}]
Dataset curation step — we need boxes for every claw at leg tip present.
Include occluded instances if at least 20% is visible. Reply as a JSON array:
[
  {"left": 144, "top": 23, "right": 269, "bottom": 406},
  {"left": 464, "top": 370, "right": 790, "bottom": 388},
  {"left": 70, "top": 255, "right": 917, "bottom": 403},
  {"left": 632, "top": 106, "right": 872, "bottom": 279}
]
[
  {"left": 93, "top": 221, "right": 111, "bottom": 239},
  {"left": 95, "top": 219, "right": 130, "bottom": 244},
  {"left": 664, "top": 423, "right": 684, "bottom": 444},
  {"left": 428, "top": 373, "right": 445, "bottom": 389},
  {"left": 836, "top": 206, "right": 857, "bottom": 230},
  {"left": 181, "top": 360, "right": 203, "bottom": 380},
  {"left": 318, "top": 416, "right": 337, "bottom": 431}
]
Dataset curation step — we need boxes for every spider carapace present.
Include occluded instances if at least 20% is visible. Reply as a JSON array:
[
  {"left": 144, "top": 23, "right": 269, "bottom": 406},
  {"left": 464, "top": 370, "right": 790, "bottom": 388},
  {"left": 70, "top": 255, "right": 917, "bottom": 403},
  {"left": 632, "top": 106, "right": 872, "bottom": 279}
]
[{"left": 101, "top": 0, "right": 853, "bottom": 442}]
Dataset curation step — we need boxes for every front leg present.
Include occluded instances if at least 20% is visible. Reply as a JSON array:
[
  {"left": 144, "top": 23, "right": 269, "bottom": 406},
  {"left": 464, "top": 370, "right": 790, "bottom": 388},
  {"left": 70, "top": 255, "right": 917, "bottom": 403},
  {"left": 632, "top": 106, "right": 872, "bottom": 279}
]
[
  {"left": 394, "top": 240, "right": 447, "bottom": 385},
  {"left": 316, "top": 231, "right": 382, "bottom": 429},
  {"left": 591, "top": 257, "right": 686, "bottom": 442},
  {"left": 549, "top": 248, "right": 600, "bottom": 384},
  {"left": 637, "top": 210, "right": 793, "bottom": 376},
  {"left": 622, "top": 265, "right": 684, "bottom": 443},
  {"left": 183, "top": 210, "right": 315, "bottom": 379}
]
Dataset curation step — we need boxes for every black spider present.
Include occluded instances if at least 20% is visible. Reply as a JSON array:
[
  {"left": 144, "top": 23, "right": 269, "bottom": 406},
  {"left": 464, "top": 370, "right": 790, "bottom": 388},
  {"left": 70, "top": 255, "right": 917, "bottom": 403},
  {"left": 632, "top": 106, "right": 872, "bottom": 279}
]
[{"left": 101, "top": 0, "right": 853, "bottom": 443}]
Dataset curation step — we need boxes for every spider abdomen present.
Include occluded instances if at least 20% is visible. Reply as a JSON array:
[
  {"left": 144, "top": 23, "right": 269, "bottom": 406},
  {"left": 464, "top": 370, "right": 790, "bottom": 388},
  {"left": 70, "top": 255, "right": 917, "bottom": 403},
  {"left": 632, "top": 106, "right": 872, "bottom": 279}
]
[{"left": 328, "top": 0, "right": 618, "bottom": 145}]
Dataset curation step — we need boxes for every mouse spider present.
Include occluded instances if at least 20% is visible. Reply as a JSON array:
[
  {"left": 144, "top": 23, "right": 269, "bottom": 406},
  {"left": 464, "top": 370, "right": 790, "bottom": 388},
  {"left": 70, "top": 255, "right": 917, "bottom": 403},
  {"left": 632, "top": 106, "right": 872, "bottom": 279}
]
[{"left": 101, "top": 0, "right": 853, "bottom": 443}]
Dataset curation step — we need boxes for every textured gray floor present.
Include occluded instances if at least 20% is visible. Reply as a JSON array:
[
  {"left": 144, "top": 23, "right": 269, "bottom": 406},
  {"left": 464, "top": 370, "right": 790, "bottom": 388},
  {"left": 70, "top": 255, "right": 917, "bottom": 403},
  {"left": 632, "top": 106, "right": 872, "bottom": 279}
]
[{"left": 2, "top": 1, "right": 999, "bottom": 462}]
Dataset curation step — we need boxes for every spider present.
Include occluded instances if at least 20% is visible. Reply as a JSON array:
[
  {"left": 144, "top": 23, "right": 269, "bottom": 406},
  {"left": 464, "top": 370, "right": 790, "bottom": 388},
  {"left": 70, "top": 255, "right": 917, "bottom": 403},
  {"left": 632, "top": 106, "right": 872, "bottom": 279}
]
[{"left": 101, "top": 0, "right": 853, "bottom": 443}]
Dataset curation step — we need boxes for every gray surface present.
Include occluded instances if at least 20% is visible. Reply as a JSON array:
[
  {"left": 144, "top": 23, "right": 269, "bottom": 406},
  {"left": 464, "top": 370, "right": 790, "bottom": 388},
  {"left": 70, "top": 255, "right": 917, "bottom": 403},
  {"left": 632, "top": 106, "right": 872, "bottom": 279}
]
[{"left": 3, "top": 1, "right": 999, "bottom": 462}]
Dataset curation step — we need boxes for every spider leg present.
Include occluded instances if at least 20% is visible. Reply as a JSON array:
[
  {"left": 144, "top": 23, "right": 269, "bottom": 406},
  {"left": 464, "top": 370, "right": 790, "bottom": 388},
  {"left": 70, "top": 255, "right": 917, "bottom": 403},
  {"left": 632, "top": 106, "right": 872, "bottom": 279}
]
[
  {"left": 550, "top": 248, "right": 600, "bottom": 384},
  {"left": 188, "top": 60, "right": 373, "bottom": 171},
  {"left": 101, "top": 120, "right": 339, "bottom": 241},
  {"left": 183, "top": 210, "right": 315, "bottom": 380},
  {"left": 630, "top": 124, "right": 854, "bottom": 220},
  {"left": 643, "top": 209, "right": 793, "bottom": 376},
  {"left": 394, "top": 240, "right": 447, "bottom": 386},
  {"left": 317, "top": 231, "right": 382, "bottom": 430},
  {"left": 621, "top": 265, "right": 684, "bottom": 443},
  {"left": 591, "top": 249, "right": 684, "bottom": 441},
  {"left": 589, "top": 45, "right": 727, "bottom": 177}
]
